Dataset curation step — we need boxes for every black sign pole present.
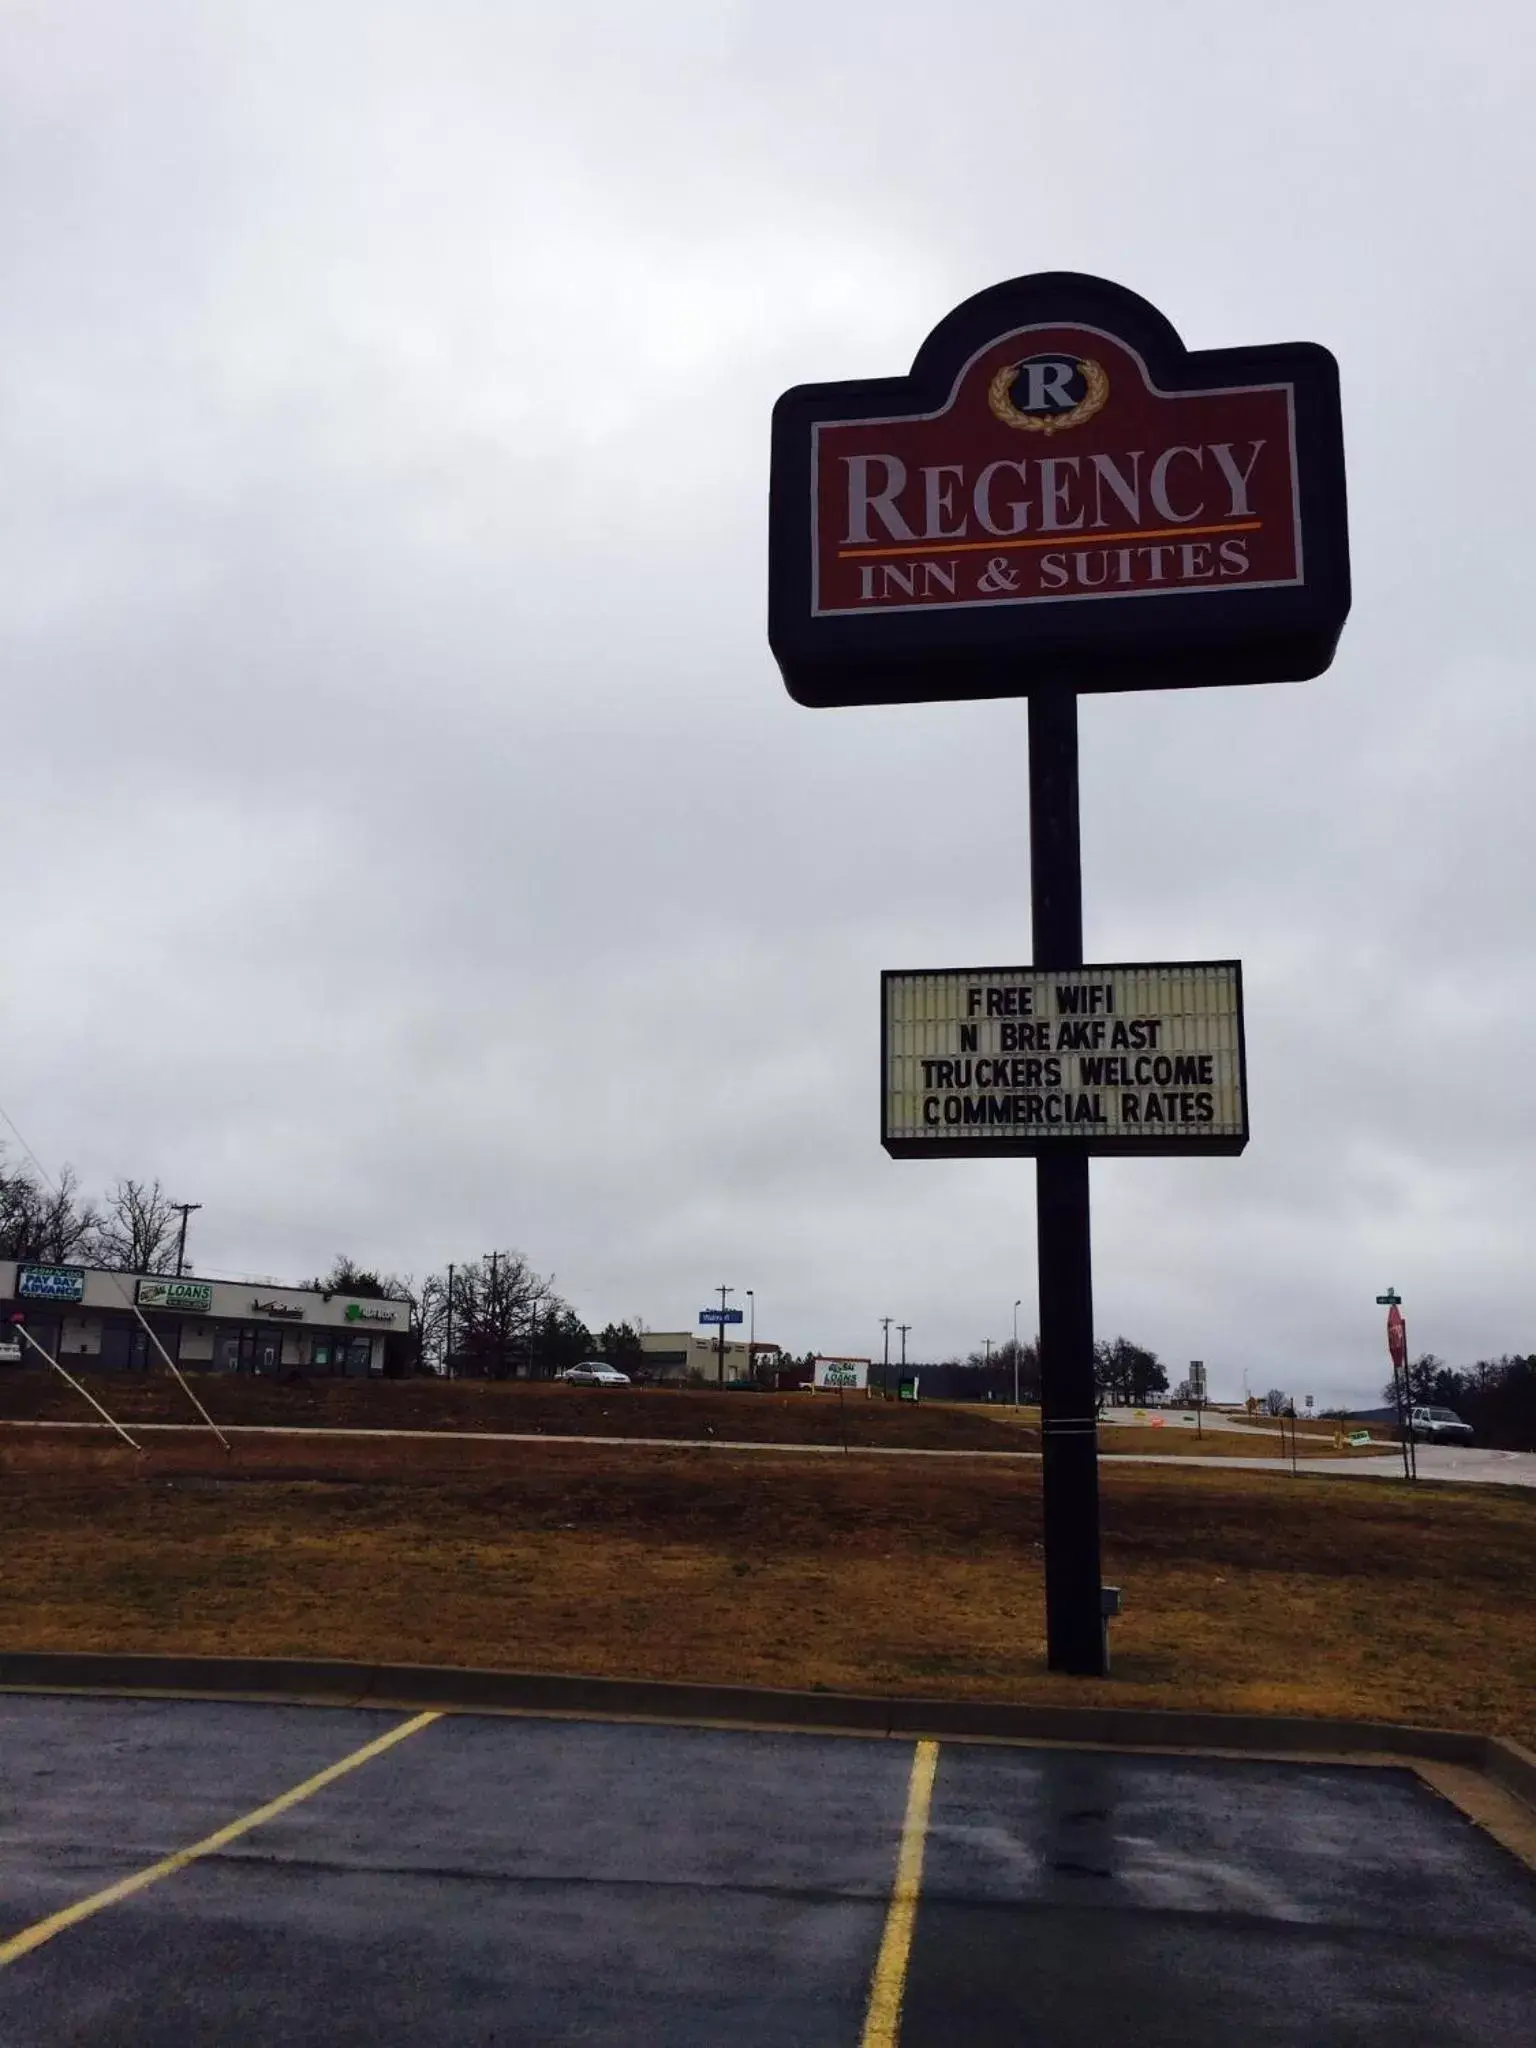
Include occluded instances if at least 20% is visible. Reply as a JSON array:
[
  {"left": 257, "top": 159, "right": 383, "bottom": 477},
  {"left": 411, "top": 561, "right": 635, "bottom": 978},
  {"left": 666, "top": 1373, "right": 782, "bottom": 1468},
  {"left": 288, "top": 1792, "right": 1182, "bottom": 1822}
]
[{"left": 1029, "top": 686, "right": 1106, "bottom": 1677}]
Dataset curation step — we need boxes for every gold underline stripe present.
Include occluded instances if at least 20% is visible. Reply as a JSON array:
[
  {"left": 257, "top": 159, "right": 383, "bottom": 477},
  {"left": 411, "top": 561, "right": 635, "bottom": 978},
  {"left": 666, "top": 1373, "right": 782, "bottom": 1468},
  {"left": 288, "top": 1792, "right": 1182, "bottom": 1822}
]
[
  {"left": 838, "top": 519, "right": 1261, "bottom": 561},
  {"left": 0, "top": 1711, "right": 442, "bottom": 1970},
  {"left": 860, "top": 1738, "right": 940, "bottom": 2048}
]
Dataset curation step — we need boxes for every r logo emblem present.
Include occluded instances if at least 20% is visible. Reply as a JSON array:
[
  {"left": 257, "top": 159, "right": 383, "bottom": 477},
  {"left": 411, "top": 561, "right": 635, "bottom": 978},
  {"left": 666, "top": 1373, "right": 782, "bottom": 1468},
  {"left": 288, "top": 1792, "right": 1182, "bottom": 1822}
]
[{"left": 988, "top": 353, "right": 1109, "bottom": 435}]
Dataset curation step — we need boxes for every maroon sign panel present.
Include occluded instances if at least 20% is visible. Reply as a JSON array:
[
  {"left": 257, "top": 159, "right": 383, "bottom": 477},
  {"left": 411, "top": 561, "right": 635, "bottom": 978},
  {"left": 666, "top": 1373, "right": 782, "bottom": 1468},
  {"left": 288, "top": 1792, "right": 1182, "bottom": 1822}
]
[
  {"left": 1387, "top": 1305, "right": 1407, "bottom": 1370},
  {"left": 815, "top": 326, "right": 1297, "bottom": 616},
  {"left": 770, "top": 274, "right": 1349, "bottom": 706}
]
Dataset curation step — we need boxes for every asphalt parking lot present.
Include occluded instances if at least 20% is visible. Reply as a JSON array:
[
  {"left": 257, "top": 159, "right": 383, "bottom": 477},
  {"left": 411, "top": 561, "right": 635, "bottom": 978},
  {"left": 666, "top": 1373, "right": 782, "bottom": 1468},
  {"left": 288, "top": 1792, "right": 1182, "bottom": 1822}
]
[{"left": 1, "top": 1696, "right": 1533, "bottom": 2045}]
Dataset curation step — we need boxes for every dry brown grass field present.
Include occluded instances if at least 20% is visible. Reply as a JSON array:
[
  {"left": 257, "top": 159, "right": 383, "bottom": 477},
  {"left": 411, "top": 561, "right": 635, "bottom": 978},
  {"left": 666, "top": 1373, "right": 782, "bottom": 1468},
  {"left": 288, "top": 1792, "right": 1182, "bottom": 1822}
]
[
  {"left": 0, "top": 1375, "right": 1386, "bottom": 1457},
  {"left": 0, "top": 1374, "right": 1037, "bottom": 1452},
  {"left": 1, "top": 1424, "right": 1531, "bottom": 1747}
]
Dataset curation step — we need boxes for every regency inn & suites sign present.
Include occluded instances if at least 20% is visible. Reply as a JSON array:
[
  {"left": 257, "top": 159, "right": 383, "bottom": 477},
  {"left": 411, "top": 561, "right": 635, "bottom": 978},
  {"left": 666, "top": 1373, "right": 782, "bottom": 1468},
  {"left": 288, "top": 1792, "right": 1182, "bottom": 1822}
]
[
  {"left": 768, "top": 272, "right": 1348, "bottom": 1676},
  {"left": 769, "top": 271, "right": 1348, "bottom": 706}
]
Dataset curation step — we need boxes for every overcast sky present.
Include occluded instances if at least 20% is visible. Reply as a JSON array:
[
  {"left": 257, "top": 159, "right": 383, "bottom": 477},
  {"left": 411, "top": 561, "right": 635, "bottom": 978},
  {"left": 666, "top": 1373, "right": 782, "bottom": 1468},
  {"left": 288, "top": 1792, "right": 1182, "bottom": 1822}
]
[{"left": 2, "top": 2, "right": 1532, "bottom": 1403}]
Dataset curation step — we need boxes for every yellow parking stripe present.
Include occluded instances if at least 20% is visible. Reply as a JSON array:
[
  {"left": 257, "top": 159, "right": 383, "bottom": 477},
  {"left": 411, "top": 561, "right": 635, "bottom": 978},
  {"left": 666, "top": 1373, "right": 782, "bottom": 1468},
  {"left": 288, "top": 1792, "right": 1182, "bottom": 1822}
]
[
  {"left": 0, "top": 1710, "right": 441, "bottom": 1969},
  {"left": 861, "top": 1739, "right": 939, "bottom": 2048}
]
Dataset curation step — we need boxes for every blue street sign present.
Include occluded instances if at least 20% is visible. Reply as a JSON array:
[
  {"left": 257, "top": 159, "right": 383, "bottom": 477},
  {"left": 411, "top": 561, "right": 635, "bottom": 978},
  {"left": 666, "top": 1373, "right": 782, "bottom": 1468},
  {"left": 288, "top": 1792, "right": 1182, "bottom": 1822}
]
[{"left": 698, "top": 1308, "right": 745, "bottom": 1325}]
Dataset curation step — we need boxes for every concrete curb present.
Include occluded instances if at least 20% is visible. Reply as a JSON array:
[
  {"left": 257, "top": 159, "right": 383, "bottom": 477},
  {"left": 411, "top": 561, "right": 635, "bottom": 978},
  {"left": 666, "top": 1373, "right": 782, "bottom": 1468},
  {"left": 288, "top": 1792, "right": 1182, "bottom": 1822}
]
[
  {"left": 1484, "top": 1736, "right": 1536, "bottom": 1813},
  {"left": 1, "top": 1651, "right": 1531, "bottom": 1814}
]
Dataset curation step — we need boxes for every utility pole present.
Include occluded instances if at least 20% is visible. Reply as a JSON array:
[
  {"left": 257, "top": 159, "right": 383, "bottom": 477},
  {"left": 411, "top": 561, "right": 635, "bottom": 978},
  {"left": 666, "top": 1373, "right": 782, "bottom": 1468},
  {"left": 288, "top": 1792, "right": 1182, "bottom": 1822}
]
[
  {"left": 444, "top": 1263, "right": 455, "bottom": 1379},
  {"left": 1013, "top": 1297, "right": 1022, "bottom": 1407},
  {"left": 898, "top": 1323, "right": 911, "bottom": 1374},
  {"left": 880, "top": 1316, "right": 892, "bottom": 1398},
  {"left": 533, "top": 1274, "right": 554, "bottom": 1380},
  {"left": 716, "top": 1284, "right": 733, "bottom": 1384},
  {"left": 747, "top": 1289, "right": 755, "bottom": 1382},
  {"left": 525, "top": 1280, "right": 542, "bottom": 1381},
  {"left": 172, "top": 1202, "right": 202, "bottom": 1278},
  {"left": 486, "top": 1251, "right": 502, "bottom": 1379}
]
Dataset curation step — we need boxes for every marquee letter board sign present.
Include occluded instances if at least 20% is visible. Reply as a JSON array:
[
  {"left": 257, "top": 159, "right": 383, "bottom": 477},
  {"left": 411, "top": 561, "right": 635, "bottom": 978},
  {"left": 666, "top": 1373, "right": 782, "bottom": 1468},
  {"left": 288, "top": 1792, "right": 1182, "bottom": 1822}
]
[{"left": 883, "top": 961, "right": 1247, "bottom": 1158}]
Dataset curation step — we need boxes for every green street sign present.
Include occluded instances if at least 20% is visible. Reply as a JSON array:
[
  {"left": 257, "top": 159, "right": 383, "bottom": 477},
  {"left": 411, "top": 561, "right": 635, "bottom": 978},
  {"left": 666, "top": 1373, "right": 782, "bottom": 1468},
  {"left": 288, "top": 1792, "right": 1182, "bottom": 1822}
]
[{"left": 1374, "top": 1289, "right": 1401, "bottom": 1306}]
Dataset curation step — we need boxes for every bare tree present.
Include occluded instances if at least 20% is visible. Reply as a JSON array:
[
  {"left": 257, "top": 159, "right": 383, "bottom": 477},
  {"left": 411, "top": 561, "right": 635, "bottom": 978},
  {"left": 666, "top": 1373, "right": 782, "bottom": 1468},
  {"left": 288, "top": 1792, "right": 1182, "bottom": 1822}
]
[
  {"left": 449, "top": 1251, "right": 543, "bottom": 1378},
  {"left": 409, "top": 1271, "right": 449, "bottom": 1373},
  {"left": 0, "top": 1158, "right": 101, "bottom": 1265},
  {"left": 433, "top": 1251, "right": 592, "bottom": 1379},
  {"left": 89, "top": 1178, "right": 183, "bottom": 1274},
  {"left": 369, "top": 1269, "right": 447, "bottom": 1375}
]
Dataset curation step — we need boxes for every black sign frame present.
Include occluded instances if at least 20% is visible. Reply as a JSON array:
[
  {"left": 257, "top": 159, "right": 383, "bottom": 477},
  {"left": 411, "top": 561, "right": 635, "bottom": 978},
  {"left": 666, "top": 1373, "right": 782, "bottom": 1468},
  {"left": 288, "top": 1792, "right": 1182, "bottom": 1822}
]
[{"left": 769, "top": 271, "right": 1350, "bottom": 707}]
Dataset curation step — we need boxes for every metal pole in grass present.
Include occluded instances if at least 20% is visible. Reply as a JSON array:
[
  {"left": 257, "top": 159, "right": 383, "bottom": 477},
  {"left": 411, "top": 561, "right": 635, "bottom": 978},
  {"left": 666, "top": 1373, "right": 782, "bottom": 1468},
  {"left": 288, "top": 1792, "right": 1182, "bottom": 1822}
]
[
  {"left": 9, "top": 1318, "right": 141, "bottom": 1451},
  {"left": 104, "top": 1277, "right": 231, "bottom": 1453}
]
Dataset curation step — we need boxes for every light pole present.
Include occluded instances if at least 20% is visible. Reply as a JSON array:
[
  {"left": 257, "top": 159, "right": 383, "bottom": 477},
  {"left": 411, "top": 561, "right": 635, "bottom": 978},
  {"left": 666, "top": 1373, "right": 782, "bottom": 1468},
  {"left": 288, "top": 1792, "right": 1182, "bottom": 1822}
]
[
  {"left": 880, "top": 1316, "right": 892, "bottom": 1398},
  {"left": 747, "top": 1289, "right": 755, "bottom": 1382},
  {"left": 172, "top": 1202, "right": 202, "bottom": 1278},
  {"left": 1013, "top": 1297, "right": 1022, "bottom": 1407},
  {"left": 716, "top": 1284, "right": 733, "bottom": 1384}
]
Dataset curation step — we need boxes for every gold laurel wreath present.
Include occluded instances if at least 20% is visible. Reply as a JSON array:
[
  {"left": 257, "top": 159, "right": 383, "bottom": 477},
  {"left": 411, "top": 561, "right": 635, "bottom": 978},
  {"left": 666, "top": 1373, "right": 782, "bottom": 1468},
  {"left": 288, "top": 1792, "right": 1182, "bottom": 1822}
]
[{"left": 987, "top": 357, "right": 1109, "bottom": 435}]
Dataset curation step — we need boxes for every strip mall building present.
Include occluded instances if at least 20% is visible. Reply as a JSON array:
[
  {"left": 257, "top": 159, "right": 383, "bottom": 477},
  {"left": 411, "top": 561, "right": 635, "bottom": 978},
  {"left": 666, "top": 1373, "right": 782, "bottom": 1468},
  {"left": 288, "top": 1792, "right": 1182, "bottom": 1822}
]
[{"left": 0, "top": 1261, "right": 412, "bottom": 1377}]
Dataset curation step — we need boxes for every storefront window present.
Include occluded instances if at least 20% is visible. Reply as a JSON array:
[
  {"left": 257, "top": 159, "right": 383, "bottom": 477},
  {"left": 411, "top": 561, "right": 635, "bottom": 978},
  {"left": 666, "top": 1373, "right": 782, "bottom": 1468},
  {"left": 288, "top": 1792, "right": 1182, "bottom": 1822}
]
[{"left": 236, "top": 1326, "right": 284, "bottom": 1376}]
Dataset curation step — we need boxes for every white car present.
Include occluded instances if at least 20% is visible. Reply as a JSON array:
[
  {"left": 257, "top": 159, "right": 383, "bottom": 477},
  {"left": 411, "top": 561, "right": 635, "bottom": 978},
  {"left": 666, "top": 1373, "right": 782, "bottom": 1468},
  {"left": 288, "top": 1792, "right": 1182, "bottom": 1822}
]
[
  {"left": 1408, "top": 1405, "right": 1473, "bottom": 1444},
  {"left": 559, "top": 1362, "right": 632, "bottom": 1387}
]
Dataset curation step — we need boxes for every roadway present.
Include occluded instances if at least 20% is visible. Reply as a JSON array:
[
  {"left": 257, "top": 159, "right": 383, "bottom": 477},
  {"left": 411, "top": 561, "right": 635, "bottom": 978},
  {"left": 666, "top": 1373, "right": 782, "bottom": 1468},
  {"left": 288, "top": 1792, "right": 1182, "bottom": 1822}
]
[
  {"left": 1, "top": 1694, "right": 1533, "bottom": 2044},
  {"left": 1107, "top": 1444, "right": 1536, "bottom": 1487}
]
